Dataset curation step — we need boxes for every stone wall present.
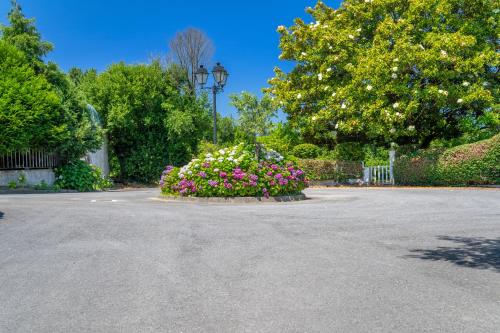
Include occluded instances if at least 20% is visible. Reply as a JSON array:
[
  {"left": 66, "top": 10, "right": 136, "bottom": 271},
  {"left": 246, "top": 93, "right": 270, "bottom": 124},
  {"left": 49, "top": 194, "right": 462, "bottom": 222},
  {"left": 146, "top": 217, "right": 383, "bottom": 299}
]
[{"left": 0, "top": 169, "right": 56, "bottom": 186}]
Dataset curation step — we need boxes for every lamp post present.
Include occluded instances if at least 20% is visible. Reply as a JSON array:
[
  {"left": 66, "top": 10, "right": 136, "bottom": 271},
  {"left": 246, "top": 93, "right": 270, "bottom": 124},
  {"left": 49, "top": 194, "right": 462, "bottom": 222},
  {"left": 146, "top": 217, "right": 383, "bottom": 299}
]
[{"left": 195, "top": 62, "right": 229, "bottom": 144}]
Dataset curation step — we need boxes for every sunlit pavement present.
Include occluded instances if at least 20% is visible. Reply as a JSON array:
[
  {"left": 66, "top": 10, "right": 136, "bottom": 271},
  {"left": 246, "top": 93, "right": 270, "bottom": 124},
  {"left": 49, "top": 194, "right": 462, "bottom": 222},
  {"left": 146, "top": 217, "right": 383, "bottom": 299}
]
[{"left": 1, "top": 188, "right": 499, "bottom": 332}]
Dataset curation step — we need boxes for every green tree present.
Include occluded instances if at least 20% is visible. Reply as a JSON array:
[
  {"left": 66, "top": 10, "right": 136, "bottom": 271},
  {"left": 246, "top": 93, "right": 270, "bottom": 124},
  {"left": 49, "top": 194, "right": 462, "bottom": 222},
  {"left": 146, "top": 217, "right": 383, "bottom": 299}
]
[
  {"left": 81, "top": 61, "right": 210, "bottom": 182},
  {"left": 229, "top": 92, "right": 277, "bottom": 157},
  {"left": 0, "top": 0, "right": 52, "bottom": 71},
  {"left": 268, "top": 0, "right": 499, "bottom": 147},
  {"left": 0, "top": 40, "right": 65, "bottom": 154}
]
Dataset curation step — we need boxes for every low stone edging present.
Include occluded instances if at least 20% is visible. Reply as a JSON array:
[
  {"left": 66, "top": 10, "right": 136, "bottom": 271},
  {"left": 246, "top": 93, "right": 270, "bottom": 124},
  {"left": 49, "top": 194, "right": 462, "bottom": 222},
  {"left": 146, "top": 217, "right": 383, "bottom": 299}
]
[{"left": 158, "top": 193, "right": 307, "bottom": 203}]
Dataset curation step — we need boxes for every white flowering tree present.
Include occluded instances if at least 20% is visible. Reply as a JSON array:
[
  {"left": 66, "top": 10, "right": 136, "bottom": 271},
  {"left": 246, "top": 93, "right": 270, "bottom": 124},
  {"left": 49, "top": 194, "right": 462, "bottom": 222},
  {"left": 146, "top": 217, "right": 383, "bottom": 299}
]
[{"left": 268, "top": 0, "right": 499, "bottom": 147}]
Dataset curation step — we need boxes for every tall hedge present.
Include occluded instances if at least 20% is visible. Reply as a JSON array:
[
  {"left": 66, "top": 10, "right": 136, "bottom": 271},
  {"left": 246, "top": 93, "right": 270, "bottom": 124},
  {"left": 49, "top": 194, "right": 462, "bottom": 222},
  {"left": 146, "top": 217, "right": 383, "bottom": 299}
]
[{"left": 395, "top": 134, "right": 500, "bottom": 186}]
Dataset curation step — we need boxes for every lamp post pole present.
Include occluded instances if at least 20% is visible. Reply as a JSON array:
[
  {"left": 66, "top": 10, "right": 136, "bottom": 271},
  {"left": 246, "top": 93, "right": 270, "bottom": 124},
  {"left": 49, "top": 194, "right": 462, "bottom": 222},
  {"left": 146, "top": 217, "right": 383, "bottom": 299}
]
[
  {"left": 194, "top": 62, "right": 229, "bottom": 145},
  {"left": 212, "top": 85, "right": 217, "bottom": 144}
]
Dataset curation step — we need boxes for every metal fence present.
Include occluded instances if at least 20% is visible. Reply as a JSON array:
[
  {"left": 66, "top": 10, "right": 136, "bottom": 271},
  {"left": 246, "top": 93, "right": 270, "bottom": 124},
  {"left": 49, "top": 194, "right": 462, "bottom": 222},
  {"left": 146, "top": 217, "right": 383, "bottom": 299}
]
[
  {"left": 0, "top": 149, "right": 59, "bottom": 170},
  {"left": 363, "top": 165, "right": 394, "bottom": 185}
]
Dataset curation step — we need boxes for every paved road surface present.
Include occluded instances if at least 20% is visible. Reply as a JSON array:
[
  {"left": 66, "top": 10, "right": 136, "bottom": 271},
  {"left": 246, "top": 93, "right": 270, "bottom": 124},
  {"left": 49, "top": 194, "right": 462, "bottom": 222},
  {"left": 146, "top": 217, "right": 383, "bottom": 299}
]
[{"left": 1, "top": 188, "right": 499, "bottom": 332}]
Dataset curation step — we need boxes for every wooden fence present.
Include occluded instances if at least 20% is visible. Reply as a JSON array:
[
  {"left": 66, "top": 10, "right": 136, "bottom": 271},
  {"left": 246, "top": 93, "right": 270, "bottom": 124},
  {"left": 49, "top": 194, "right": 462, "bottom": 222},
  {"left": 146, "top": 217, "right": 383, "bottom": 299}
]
[{"left": 0, "top": 149, "right": 59, "bottom": 170}]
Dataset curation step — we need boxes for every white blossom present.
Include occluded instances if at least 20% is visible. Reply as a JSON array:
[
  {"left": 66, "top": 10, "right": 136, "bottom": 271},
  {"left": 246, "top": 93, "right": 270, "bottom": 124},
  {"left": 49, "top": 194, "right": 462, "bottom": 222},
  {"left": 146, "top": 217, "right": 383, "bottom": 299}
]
[
  {"left": 391, "top": 73, "right": 398, "bottom": 79},
  {"left": 366, "top": 85, "right": 373, "bottom": 91},
  {"left": 332, "top": 92, "right": 337, "bottom": 97},
  {"left": 390, "top": 128, "right": 396, "bottom": 134},
  {"left": 408, "top": 125, "right": 415, "bottom": 131},
  {"left": 440, "top": 50, "right": 448, "bottom": 57},
  {"left": 297, "top": 93, "right": 302, "bottom": 99},
  {"left": 318, "top": 73, "right": 323, "bottom": 81},
  {"left": 335, "top": 123, "right": 339, "bottom": 129},
  {"left": 462, "top": 81, "right": 470, "bottom": 87},
  {"left": 327, "top": 67, "right": 332, "bottom": 72},
  {"left": 393, "top": 58, "right": 399, "bottom": 62},
  {"left": 392, "top": 66, "right": 398, "bottom": 72},
  {"left": 348, "top": 34, "right": 355, "bottom": 39},
  {"left": 356, "top": 28, "right": 362, "bottom": 32},
  {"left": 393, "top": 102, "right": 400, "bottom": 109},
  {"left": 341, "top": 103, "right": 347, "bottom": 109},
  {"left": 457, "top": 99, "right": 464, "bottom": 104},
  {"left": 301, "top": 52, "right": 307, "bottom": 56}
]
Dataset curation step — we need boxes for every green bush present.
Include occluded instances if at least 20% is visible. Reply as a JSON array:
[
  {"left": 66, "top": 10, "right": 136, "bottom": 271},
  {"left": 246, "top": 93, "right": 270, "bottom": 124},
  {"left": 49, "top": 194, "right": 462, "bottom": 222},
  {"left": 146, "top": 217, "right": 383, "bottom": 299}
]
[
  {"left": 395, "top": 134, "right": 500, "bottom": 186},
  {"left": 331, "top": 142, "right": 364, "bottom": 161},
  {"left": 297, "top": 159, "right": 363, "bottom": 181},
  {"left": 292, "top": 143, "right": 321, "bottom": 159},
  {"left": 7, "top": 181, "right": 17, "bottom": 189},
  {"left": 55, "top": 160, "right": 112, "bottom": 192}
]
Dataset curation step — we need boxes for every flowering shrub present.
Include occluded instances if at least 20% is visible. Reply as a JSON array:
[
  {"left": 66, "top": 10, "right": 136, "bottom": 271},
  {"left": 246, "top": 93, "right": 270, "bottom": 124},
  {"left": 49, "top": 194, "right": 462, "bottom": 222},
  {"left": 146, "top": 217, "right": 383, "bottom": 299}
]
[{"left": 160, "top": 144, "right": 307, "bottom": 197}]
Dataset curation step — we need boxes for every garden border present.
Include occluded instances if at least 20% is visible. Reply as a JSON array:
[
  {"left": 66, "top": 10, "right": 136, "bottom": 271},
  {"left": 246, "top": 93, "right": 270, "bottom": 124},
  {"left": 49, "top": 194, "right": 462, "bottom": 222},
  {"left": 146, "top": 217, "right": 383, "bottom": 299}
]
[{"left": 157, "top": 193, "right": 307, "bottom": 203}]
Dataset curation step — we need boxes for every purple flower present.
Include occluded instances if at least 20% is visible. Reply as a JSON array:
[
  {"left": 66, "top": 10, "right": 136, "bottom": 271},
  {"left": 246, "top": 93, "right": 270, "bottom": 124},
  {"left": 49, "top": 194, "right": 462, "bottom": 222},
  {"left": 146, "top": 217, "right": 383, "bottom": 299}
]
[
  {"left": 224, "top": 182, "right": 233, "bottom": 189},
  {"left": 267, "top": 171, "right": 273, "bottom": 176},
  {"left": 232, "top": 168, "right": 246, "bottom": 180},
  {"left": 220, "top": 172, "right": 227, "bottom": 178},
  {"left": 262, "top": 188, "right": 269, "bottom": 199},
  {"left": 198, "top": 171, "right": 207, "bottom": 178},
  {"left": 249, "top": 181, "right": 257, "bottom": 187},
  {"left": 208, "top": 180, "right": 219, "bottom": 187},
  {"left": 270, "top": 180, "right": 276, "bottom": 186},
  {"left": 202, "top": 162, "right": 211, "bottom": 168},
  {"left": 249, "top": 174, "right": 259, "bottom": 182},
  {"left": 274, "top": 173, "right": 283, "bottom": 179},
  {"left": 296, "top": 169, "right": 304, "bottom": 176},
  {"left": 279, "top": 178, "right": 289, "bottom": 186},
  {"left": 271, "top": 164, "right": 279, "bottom": 171}
]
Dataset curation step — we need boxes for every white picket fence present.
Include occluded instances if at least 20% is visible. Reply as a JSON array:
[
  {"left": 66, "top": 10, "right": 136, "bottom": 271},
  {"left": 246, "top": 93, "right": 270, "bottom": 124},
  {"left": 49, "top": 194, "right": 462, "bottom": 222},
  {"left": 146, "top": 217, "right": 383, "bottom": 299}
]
[
  {"left": 362, "top": 150, "right": 396, "bottom": 185},
  {"left": 363, "top": 165, "right": 394, "bottom": 185}
]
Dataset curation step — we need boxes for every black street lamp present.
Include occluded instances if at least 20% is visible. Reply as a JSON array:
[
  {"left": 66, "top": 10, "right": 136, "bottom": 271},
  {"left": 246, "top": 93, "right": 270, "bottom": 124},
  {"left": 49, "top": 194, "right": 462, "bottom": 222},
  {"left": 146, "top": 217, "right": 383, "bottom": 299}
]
[{"left": 195, "top": 62, "right": 229, "bottom": 144}]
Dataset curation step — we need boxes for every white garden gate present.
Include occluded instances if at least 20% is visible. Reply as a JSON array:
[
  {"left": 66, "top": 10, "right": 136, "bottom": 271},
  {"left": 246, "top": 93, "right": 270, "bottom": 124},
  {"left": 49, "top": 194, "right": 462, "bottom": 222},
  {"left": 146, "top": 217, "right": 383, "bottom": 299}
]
[{"left": 363, "top": 150, "right": 396, "bottom": 185}]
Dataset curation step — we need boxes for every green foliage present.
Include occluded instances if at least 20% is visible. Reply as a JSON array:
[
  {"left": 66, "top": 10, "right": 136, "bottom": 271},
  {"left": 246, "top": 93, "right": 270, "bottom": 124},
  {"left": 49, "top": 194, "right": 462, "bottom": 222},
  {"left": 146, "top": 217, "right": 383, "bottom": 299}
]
[
  {"left": 362, "top": 145, "right": 390, "bottom": 166},
  {"left": 268, "top": 0, "right": 499, "bottom": 147},
  {"left": 34, "top": 180, "right": 49, "bottom": 190},
  {"left": 292, "top": 143, "right": 322, "bottom": 158},
  {"left": 331, "top": 142, "right": 364, "bottom": 161},
  {"left": 0, "top": 40, "right": 66, "bottom": 154},
  {"left": 7, "top": 181, "right": 17, "bottom": 189},
  {"left": 0, "top": 3, "right": 101, "bottom": 160},
  {"left": 297, "top": 159, "right": 363, "bottom": 181},
  {"left": 216, "top": 115, "right": 236, "bottom": 145},
  {"left": 17, "top": 172, "right": 26, "bottom": 187},
  {"left": 229, "top": 92, "right": 277, "bottom": 144},
  {"left": 80, "top": 61, "right": 210, "bottom": 183},
  {"left": 160, "top": 144, "right": 307, "bottom": 197},
  {"left": 395, "top": 134, "right": 500, "bottom": 185},
  {"left": 55, "top": 160, "right": 112, "bottom": 192},
  {"left": 257, "top": 122, "right": 300, "bottom": 156},
  {"left": 0, "top": 0, "right": 53, "bottom": 70}
]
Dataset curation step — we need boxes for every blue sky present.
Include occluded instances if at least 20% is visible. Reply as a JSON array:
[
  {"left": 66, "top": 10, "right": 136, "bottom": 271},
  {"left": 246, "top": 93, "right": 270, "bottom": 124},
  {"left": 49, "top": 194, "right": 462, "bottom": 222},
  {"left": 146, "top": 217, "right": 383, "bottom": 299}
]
[{"left": 0, "top": 0, "right": 341, "bottom": 118}]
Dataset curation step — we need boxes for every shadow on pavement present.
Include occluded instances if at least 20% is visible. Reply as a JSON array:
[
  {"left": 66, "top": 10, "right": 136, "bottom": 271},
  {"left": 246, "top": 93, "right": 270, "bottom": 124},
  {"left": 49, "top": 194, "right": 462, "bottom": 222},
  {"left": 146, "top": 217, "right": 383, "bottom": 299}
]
[
  {"left": 0, "top": 211, "right": 3, "bottom": 219},
  {"left": 407, "top": 236, "right": 500, "bottom": 272}
]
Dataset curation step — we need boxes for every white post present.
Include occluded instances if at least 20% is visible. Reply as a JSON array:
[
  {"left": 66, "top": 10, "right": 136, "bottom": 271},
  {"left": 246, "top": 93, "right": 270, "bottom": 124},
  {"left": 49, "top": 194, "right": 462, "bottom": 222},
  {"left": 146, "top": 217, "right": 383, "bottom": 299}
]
[{"left": 389, "top": 150, "right": 396, "bottom": 185}]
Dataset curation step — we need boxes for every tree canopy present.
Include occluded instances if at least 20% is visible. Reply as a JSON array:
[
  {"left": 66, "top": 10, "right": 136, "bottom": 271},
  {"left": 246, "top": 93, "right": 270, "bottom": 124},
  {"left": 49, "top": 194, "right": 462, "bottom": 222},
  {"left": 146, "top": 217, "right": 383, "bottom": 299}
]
[
  {"left": 268, "top": 0, "right": 499, "bottom": 147},
  {"left": 80, "top": 61, "right": 211, "bottom": 182}
]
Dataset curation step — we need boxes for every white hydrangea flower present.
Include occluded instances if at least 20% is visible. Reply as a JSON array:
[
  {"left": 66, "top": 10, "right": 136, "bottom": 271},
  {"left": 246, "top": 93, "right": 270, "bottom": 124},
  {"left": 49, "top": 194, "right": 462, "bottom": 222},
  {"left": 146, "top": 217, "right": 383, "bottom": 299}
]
[
  {"left": 395, "top": 112, "right": 401, "bottom": 117},
  {"left": 392, "top": 66, "right": 398, "bottom": 72},
  {"left": 341, "top": 103, "right": 347, "bottom": 109},
  {"left": 440, "top": 50, "right": 448, "bottom": 57},
  {"left": 462, "top": 81, "right": 470, "bottom": 87},
  {"left": 187, "top": 170, "right": 193, "bottom": 175},
  {"left": 318, "top": 73, "right": 323, "bottom": 81},
  {"left": 205, "top": 153, "right": 212, "bottom": 158},
  {"left": 390, "top": 128, "right": 396, "bottom": 134},
  {"left": 391, "top": 73, "right": 398, "bottom": 79},
  {"left": 348, "top": 34, "right": 355, "bottom": 39},
  {"left": 218, "top": 149, "right": 226, "bottom": 155},
  {"left": 297, "top": 93, "right": 302, "bottom": 99},
  {"left": 332, "top": 92, "right": 337, "bottom": 97},
  {"left": 366, "top": 85, "right": 373, "bottom": 91},
  {"left": 326, "top": 67, "right": 332, "bottom": 72},
  {"left": 393, "top": 102, "right": 400, "bottom": 109}
]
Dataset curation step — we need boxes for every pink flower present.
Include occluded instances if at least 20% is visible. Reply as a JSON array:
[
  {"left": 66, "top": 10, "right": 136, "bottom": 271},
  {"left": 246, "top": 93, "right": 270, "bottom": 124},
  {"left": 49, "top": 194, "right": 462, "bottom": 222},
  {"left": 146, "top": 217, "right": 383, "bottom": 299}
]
[
  {"left": 208, "top": 180, "right": 218, "bottom": 187},
  {"left": 220, "top": 172, "right": 227, "bottom": 178},
  {"left": 271, "top": 164, "right": 279, "bottom": 171},
  {"left": 198, "top": 171, "right": 207, "bottom": 178},
  {"left": 267, "top": 171, "right": 273, "bottom": 176},
  {"left": 274, "top": 173, "right": 283, "bottom": 179}
]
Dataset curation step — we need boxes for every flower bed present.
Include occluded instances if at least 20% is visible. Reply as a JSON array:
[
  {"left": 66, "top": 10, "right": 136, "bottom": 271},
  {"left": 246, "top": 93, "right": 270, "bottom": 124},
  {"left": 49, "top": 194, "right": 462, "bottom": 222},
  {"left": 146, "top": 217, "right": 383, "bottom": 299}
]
[{"left": 160, "top": 144, "right": 307, "bottom": 198}]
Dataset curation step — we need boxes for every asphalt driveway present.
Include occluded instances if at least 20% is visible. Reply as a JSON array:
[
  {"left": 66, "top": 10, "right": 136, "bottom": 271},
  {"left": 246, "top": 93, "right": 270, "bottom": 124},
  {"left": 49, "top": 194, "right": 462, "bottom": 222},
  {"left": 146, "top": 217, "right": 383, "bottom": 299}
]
[{"left": 1, "top": 188, "right": 499, "bottom": 332}]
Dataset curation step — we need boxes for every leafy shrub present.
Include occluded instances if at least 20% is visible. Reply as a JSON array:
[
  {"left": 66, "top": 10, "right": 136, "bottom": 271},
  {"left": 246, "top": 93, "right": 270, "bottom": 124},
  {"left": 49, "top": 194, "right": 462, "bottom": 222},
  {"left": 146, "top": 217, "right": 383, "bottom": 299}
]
[
  {"left": 395, "top": 134, "right": 500, "bottom": 185},
  {"left": 55, "top": 160, "right": 112, "bottom": 192},
  {"left": 363, "top": 145, "right": 389, "bottom": 167},
  {"left": 7, "top": 181, "right": 17, "bottom": 189},
  {"left": 160, "top": 144, "right": 307, "bottom": 197},
  {"left": 292, "top": 143, "right": 321, "bottom": 159},
  {"left": 331, "top": 142, "right": 364, "bottom": 161},
  {"left": 298, "top": 159, "right": 363, "bottom": 181},
  {"left": 34, "top": 180, "right": 49, "bottom": 190}
]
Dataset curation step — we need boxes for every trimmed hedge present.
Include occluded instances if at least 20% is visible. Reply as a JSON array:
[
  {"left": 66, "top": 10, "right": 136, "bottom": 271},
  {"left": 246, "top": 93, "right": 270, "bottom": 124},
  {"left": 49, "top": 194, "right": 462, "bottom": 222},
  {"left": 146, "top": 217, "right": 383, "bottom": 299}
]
[
  {"left": 298, "top": 159, "right": 363, "bottom": 181},
  {"left": 292, "top": 143, "right": 322, "bottom": 159},
  {"left": 395, "top": 134, "right": 500, "bottom": 186}
]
